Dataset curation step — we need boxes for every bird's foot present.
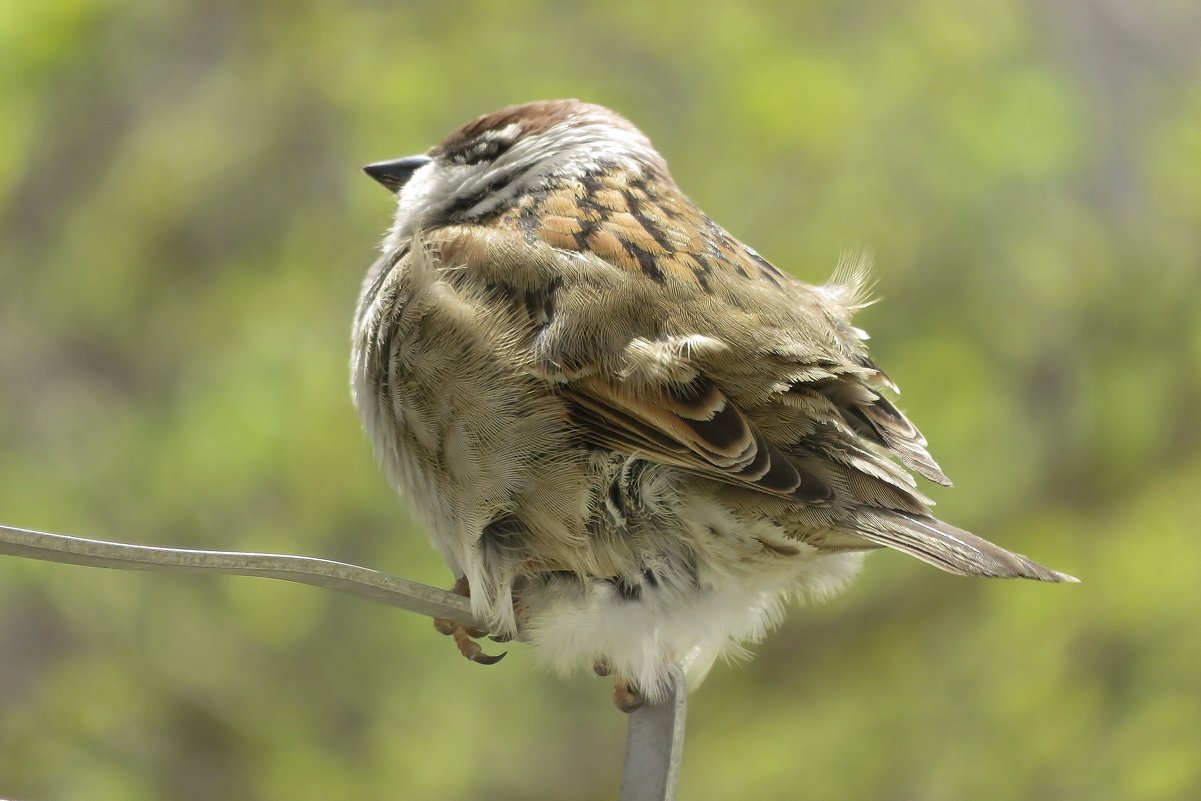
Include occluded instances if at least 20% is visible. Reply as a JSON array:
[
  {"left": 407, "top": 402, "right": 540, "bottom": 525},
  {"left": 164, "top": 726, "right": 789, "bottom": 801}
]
[
  {"left": 612, "top": 676, "right": 644, "bottom": 713},
  {"left": 432, "top": 576, "right": 506, "bottom": 665},
  {"left": 597, "top": 661, "right": 643, "bottom": 711}
]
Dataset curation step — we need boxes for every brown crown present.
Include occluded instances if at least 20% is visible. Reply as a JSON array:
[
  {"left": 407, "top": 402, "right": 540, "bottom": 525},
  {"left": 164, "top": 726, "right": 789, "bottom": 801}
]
[{"left": 429, "top": 99, "right": 645, "bottom": 162}]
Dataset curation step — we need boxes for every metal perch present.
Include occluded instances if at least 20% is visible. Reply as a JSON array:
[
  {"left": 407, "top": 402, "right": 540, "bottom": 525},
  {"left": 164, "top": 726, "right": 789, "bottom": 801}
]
[{"left": 0, "top": 522, "right": 685, "bottom": 800}]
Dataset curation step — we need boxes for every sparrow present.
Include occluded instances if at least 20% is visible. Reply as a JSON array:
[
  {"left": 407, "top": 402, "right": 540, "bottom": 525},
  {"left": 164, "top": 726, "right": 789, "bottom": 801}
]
[{"left": 351, "top": 99, "right": 1076, "bottom": 711}]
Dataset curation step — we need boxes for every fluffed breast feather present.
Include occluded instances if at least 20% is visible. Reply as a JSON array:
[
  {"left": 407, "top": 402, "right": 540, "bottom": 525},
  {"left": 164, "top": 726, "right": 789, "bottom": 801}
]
[{"left": 422, "top": 223, "right": 1076, "bottom": 584}]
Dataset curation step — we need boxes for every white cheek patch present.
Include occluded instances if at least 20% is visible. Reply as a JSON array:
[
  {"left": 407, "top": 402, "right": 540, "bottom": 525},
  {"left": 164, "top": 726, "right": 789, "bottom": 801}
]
[{"left": 383, "top": 162, "right": 470, "bottom": 250}]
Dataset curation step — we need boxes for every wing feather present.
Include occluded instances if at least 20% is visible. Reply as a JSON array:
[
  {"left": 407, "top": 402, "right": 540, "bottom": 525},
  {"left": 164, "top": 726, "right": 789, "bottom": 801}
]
[
  {"left": 419, "top": 221, "right": 1072, "bottom": 582},
  {"left": 564, "top": 375, "right": 832, "bottom": 503},
  {"left": 846, "top": 394, "right": 951, "bottom": 486}
]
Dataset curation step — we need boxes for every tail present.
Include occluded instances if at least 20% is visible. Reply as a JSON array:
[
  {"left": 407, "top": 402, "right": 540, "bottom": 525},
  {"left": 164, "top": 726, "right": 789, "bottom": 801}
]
[{"left": 852, "top": 510, "right": 1078, "bottom": 583}]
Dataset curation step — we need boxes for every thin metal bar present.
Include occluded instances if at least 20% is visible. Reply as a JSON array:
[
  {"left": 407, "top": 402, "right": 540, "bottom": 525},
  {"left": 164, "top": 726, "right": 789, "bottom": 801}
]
[
  {"left": 0, "top": 521, "right": 688, "bottom": 796},
  {"left": 0, "top": 523, "right": 479, "bottom": 628},
  {"left": 620, "top": 664, "right": 687, "bottom": 801}
]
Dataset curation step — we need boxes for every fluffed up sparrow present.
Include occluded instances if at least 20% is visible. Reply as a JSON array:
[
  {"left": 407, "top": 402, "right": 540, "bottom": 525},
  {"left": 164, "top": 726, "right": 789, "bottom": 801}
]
[{"left": 351, "top": 99, "right": 1076, "bottom": 711}]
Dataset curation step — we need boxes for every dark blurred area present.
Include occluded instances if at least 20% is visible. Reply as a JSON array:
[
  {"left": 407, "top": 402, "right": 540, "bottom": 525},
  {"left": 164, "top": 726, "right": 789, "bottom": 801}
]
[{"left": 2, "top": 1, "right": 1199, "bottom": 799}]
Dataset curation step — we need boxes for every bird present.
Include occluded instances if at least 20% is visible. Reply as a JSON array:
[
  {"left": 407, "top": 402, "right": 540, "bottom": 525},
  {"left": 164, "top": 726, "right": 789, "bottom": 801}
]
[{"left": 350, "top": 99, "right": 1076, "bottom": 712}]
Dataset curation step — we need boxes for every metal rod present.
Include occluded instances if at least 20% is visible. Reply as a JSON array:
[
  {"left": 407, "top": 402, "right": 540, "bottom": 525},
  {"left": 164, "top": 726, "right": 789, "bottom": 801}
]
[
  {"left": 621, "top": 664, "right": 688, "bottom": 801},
  {"left": 0, "top": 523, "right": 478, "bottom": 628},
  {"left": 0, "top": 521, "right": 687, "bottom": 798}
]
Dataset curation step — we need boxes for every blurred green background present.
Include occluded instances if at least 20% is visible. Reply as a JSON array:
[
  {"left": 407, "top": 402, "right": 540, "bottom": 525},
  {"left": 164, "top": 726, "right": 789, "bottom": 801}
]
[{"left": 2, "top": 1, "right": 1199, "bottom": 799}]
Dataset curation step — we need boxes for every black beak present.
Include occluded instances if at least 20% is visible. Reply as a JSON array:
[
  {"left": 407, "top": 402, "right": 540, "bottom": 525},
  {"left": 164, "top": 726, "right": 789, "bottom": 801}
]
[{"left": 362, "top": 155, "right": 431, "bottom": 193}]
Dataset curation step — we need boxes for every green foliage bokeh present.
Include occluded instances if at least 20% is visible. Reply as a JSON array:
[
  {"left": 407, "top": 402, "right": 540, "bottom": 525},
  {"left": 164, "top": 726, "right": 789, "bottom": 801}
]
[{"left": 2, "top": 1, "right": 1199, "bottom": 799}]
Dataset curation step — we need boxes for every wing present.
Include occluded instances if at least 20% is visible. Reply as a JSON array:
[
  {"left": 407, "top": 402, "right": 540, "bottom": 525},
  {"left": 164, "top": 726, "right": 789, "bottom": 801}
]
[
  {"left": 425, "top": 217, "right": 944, "bottom": 504},
  {"left": 422, "top": 213, "right": 1072, "bottom": 583},
  {"left": 563, "top": 373, "right": 833, "bottom": 502}
]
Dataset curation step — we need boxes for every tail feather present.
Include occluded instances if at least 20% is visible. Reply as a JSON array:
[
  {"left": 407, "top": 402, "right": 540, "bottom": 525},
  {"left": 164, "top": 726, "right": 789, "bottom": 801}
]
[{"left": 853, "top": 510, "right": 1078, "bottom": 583}]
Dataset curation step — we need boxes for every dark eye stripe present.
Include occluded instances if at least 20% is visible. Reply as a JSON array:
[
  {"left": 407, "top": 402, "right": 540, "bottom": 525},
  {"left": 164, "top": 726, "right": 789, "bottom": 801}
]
[
  {"left": 455, "top": 137, "right": 512, "bottom": 166},
  {"left": 440, "top": 173, "right": 515, "bottom": 219}
]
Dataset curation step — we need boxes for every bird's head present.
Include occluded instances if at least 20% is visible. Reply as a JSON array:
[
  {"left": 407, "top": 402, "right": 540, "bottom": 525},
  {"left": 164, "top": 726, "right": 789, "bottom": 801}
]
[{"left": 364, "top": 99, "right": 668, "bottom": 247}]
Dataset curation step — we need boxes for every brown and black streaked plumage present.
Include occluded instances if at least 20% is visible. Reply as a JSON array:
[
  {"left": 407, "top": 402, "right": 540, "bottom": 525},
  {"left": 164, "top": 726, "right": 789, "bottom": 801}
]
[{"left": 353, "top": 99, "right": 1075, "bottom": 710}]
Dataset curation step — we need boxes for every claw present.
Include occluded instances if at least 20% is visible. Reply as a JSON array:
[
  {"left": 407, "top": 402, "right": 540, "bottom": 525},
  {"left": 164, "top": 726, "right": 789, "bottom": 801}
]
[
  {"left": 453, "top": 626, "right": 507, "bottom": 665},
  {"left": 432, "top": 575, "right": 506, "bottom": 665},
  {"left": 613, "top": 677, "right": 644, "bottom": 713}
]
